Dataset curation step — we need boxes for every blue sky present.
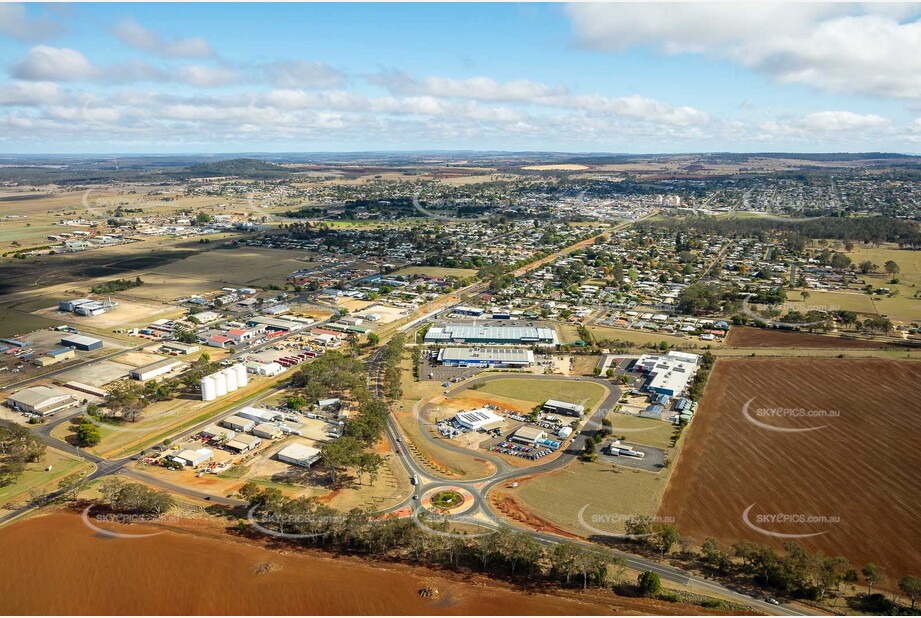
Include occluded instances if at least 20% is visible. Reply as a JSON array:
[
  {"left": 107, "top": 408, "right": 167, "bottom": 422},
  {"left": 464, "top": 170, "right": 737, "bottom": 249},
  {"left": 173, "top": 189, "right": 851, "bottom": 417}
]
[{"left": 1, "top": 2, "right": 921, "bottom": 153}]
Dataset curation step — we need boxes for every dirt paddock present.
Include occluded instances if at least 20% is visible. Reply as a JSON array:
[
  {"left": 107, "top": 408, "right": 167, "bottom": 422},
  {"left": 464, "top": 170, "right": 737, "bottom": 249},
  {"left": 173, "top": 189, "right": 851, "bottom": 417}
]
[{"left": 659, "top": 357, "right": 921, "bottom": 586}]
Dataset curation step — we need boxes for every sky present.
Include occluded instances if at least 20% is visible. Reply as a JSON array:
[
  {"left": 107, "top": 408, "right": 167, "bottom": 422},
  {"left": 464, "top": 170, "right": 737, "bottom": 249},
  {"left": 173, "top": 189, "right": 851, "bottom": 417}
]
[{"left": 2, "top": 2, "right": 921, "bottom": 154}]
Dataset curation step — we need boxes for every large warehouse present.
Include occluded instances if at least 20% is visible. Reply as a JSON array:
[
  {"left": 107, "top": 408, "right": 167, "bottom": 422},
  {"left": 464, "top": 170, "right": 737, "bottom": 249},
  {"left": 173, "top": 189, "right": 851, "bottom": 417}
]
[
  {"left": 454, "top": 407, "right": 506, "bottom": 431},
  {"left": 277, "top": 442, "right": 321, "bottom": 468},
  {"left": 437, "top": 347, "right": 534, "bottom": 368},
  {"left": 425, "top": 323, "right": 558, "bottom": 346},
  {"left": 60, "top": 334, "right": 103, "bottom": 351},
  {"left": 129, "top": 358, "right": 184, "bottom": 381},
  {"left": 5, "top": 385, "right": 80, "bottom": 416},
  {"left": 636, "top": 351, "right": 700, "bottom": 397}
]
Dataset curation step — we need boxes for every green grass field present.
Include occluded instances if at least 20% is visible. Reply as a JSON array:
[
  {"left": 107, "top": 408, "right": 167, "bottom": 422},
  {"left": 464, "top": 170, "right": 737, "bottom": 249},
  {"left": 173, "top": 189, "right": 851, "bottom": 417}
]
[
  {"left": 0, "top": 307, "right": 61, "bottom": 339},
  {"left": 510, "top": 459, "right": 665, "bottom": 535},
  {"left": 477, "top": 377, "right": 607, "bottom": 410},
  {"left": 784, "top": 289, "right": 877, "bottom": 314},
  {"left": 605, "top": 412, "right": 675, "bottom": 450},
  {"left": 0, "top": 447, "right": 93, "bottom": 508},
  {"left": 390, "top": 266, "right": 478, "bottom": 278}
]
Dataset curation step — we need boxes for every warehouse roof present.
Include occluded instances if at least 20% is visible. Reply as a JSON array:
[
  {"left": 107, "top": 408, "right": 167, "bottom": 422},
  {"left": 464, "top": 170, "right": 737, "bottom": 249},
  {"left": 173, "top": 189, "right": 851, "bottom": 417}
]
[
  {"left": 425, "top": 324, "right": 557, "bottom": 344},
  {"left": 133, "top": 357, "right": 183, "bottom": 373},
  {"left": 543, "top": 399, "right": 586, "bottom": 414},
  {"left": 60, "top": 334, "right": 102, "bottom": 346},
  {"left": 438, "top": 347, "right": 535, "bottom": 363}
]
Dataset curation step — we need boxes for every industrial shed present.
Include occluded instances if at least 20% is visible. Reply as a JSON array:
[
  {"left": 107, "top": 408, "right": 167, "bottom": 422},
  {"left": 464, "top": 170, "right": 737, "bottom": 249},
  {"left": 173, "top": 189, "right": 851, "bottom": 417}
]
[
  {"left": 252, "top": 423, "right": 283, "bottom": 439},
  {"left": 276, "top": 442, "right": 321, "bottom": 468},
  {"left": 220, "top": 415, "right": 255, "bottom": 433},
  {"left": 510, "top": 426, "right": 547, "bottom": 445},
  {"left": 437, "top": 347, "right": 534, "bottom": 368},
  {"left": 225, "top": 434, "right": 262, "bottom": 453},
  {"left": 542, "top": 399, "right": 586, "bottom": 417},
  {"left": 454, "top": 407, "right": 506, "bottom": 431},
  {"left": 5, "top": 386, "right": 79, "bottom": 416},
  {"left": 129, "top": 358, "right": 184, "bottom": 381},
  {"left": 60, "top": 334, "right": 103, "bottom": 351}
]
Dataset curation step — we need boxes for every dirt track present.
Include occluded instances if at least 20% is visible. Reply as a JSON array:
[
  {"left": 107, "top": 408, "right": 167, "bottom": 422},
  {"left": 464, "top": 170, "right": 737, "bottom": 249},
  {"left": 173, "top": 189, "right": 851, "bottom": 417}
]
[{"left": 659, "top": 357, "right": 921, "bottom": 586}]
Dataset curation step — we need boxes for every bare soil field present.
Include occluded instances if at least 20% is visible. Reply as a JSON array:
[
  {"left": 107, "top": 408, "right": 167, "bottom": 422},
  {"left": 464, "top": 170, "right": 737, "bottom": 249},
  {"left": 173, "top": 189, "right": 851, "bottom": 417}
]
[
  {"left": 725, "top": 326, "right": 901, "bottom": 349},
  {"left": 658, "top": 358, "right": 921, "bottom": 584}
]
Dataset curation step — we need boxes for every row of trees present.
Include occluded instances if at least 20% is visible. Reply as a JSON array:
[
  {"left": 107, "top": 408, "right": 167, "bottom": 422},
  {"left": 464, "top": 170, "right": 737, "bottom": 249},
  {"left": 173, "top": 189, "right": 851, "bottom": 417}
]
[
  {"left": 98, "top": 478, "right": 175, "bottom": 515},
  {"left": 239, "top": 483, "right": 623, "bottom": 589}
]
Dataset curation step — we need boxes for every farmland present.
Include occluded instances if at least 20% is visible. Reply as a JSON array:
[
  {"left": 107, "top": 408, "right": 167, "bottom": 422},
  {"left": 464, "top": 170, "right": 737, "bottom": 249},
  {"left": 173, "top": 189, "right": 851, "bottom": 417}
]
[
  {"left": 658, "top": 357, "right": 921, "bottom": 585},
  {"left": 724, "top": 326, "right": 901, "bottom": 349}
]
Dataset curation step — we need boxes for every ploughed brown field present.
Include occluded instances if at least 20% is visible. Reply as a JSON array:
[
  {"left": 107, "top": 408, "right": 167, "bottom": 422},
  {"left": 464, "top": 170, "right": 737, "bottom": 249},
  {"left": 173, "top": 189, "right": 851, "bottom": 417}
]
[
  {"left": 725, "top": 326, "right": 899, "bottom": 349},
  {"left": 0, "top": 513, "right": 720, "bottom": 616},
  {"left": 659, "top": 358, "right": 921, "bottom": 584}
]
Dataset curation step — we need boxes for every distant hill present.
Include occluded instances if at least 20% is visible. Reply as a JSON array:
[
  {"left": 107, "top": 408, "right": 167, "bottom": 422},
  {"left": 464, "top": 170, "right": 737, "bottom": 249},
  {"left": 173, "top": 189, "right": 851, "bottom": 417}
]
[{"left": 186, "top": 158, "right": 291, "bottom": 178}]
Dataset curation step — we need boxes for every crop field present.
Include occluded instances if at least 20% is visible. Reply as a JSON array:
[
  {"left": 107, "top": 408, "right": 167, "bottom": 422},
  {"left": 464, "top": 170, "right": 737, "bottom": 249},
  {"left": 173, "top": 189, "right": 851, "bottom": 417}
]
[
  {"left": 148, "top": 246, "right": 312, "bottom": 288},
  {"left": 658, "top": 358, "right": 921, "bottom": 583},
  {"left": 724, "top": 326, "right": 900, "bottom": 349},
  {"left": 476, "top": 378, "right": 608, "bottom": 410}
]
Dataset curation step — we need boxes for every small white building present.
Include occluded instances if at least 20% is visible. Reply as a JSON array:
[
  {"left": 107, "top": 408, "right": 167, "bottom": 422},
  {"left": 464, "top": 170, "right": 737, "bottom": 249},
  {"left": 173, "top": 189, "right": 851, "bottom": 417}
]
[
  {"left": 252, "top": 423, "right": 283, "bottom": 439},
  {"left": 129, "top": 358, "right": 184, "bottom": 381},
  {"left": 201, "top": 424, "right": 235, "bottom": 441},
  {"left": 225, "top": 433, "right": 262, "bottom": 453},
  {"left": 172, "top": 448, "right": 213, "bottom": 467}
]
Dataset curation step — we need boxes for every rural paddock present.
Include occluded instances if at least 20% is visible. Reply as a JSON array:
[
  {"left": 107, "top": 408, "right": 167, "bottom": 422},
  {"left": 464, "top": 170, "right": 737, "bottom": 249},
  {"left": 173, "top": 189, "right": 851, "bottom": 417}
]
[
  {"left": 725, "top": 325, "right": 904, "bottom": 349},
  {"left": 658, "top": 357, "right": 921, "bottom": 585}
]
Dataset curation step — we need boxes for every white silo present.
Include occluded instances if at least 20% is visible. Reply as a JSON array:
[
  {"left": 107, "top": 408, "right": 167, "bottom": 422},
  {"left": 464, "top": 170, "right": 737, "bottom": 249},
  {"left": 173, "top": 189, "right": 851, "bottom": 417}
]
[
  {"left": 223, "top": 367, "right": 238, "bottom": 392},
  {"left": 200, "top": 376, "right": 216, "bottom": 402},
  {"left": 213, "top": 371, "right": 227, "bottom": 397},
  {"left": 234, "top": 363, "right": 248, "bottom": 387}
]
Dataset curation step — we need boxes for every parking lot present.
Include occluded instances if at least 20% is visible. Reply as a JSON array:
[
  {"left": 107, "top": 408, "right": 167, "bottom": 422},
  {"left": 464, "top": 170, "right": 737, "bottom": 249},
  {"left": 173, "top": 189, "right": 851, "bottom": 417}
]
[{"left": 599, "top": 440, "right": 667, "bottom": 472}]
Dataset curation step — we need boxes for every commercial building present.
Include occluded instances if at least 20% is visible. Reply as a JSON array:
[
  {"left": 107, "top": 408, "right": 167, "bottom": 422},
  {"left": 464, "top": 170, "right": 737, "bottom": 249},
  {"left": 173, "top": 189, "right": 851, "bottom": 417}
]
[
  {"left": 246, "top": 361, "right": 284, "bottom": 376},
  {"left": 129, "top": 358, "right": 184, "bottom": 381},
  {"left": 247, "top": 316, "right": 304, "bottom": 332},
  {"left": 237, "top": 406, "right": 282, "bottom": 423},
  {"left": 510, "top": 426, "right": 547, "bottom": 445},
  {"left": 636, "top": 351, "right": 700, "bottom": 397},
  {"left": 276, "top": 442, "right": 321, "bottom": 468},
  {"left": 58, "top": 299, "right": 92, "bottom": 312},
  {"left": 437, "top": 347, "right": 534, "bottom": 368},
  {"left": 453, "top": 306, "right": 485, "bottom": 317},
  {"left": 60, "top": 334, "right": 103, "bottom": 351},
  {"left": 454, "top": 407, "right": 506, "bottom": 431},
  {"left": 252, "top": 423, "right": 283, "bottom": 439},
  {"left": 159, "top": 341, "right": 200, "bottom": 355},
  {"left": 221, "top": 415, "right": 255, "bottom": 433},
  {"left": 542, "top": 399, "right": 586, "bottom": 418},
  {"left": 5, "top": 385, "right": 80, "bottom": 416},
  {"left": 200, "top": 424, "right": 236, "bottom": 441},
  {"left": 225, "top": 433, "right": 262, "bottom": 453},
  {"left": 425, "top": 323, "right": 558, "bottom": 346},
  {"left": 172, "top": 448, "right": 213, "bottom": 467}
]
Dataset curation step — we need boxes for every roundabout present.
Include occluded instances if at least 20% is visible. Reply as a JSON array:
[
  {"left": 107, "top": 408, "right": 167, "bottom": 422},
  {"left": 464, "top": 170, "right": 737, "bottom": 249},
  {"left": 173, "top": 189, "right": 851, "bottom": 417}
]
[{"left": 419, "top": 485, "right": 476, "bottom": 515}]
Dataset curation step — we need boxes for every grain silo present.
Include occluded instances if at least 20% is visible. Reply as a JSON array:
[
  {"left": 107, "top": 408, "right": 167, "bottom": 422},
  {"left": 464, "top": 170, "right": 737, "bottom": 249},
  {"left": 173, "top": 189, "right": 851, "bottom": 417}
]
[
  {"left": 234, "top": 363, "right": 248, "bottom": 387},
  {"left": 200, "top": 376, "right": 216, "bottom": 401},
  {"left": 213, "top": 371, "right": 227, "bottom": 397},
  {"left": 223, "top": 367, "right": 238, "bottom": 392}
]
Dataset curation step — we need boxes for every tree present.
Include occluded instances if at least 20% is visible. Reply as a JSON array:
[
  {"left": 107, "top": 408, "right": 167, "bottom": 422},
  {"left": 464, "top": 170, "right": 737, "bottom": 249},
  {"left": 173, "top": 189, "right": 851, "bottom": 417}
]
[
  {"left": 656, "top": 524, "right": 681, "bottom": 557},
  {"left": 76, "top": 419, "right": 101, "bottom": 447},
  {"left": 858, "top": 260, "right": 879, "bottom": 275},
  {"left": 899, "top": 575, "right": 921, "bottom": 609},
  {"left": 57, "top": 472, "right": 87, "bottom": 501},
  {"left": 367, "top": 332, "right": 380, "bottom": 346},
  {"left": 861, "top": 563, "right": 883, "bottom": 595},
  {"left": 194, "top": 211, "right": 212, "bottom": 224},
  {"left": 605, "top": 368, "right": 614, "bottom": 378},
  {"left": 286, "top": 395, "right": 308, "bottom": 410},
  {"left": 638, "top": 570, "right": 662, "bottom": 596},
  {"left": 884, "top": 260, "right": 901, "bottom": 275}
]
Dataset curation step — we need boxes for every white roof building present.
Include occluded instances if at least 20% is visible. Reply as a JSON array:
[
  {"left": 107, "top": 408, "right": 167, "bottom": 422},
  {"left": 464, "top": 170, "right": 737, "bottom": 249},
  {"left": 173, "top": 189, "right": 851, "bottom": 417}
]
[
  {"left": 454, "top": 407, "right": 506, "bottom": 431},
  {"left": 277, "top": 442, "right": 321, "bottom": 468}
]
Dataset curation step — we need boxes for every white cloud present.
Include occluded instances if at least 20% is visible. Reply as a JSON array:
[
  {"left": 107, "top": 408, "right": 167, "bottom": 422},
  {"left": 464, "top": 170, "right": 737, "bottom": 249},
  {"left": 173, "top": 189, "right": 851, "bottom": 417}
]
[
  {"left": 12, "top": 46, "right": 97, "bottom": 81},
  {"left": 0, "top": 81, "right": 63, "bottom": 106},
  {"left": 566, "top": 3, "right": 921, "bottom": 99},
  {"left": 372, "top": 71, "right": 566, "bottom": 102},
  {"left": 801, "top": 111, "right": 891, "bottom": 132},
  {"left": 176, "top": 65, "right": 240, "bottom": 88},
  {"left": 112, "top": 19, "right": 215, "bottom": 59},
  {"left": 261, "top": 61, "right": 346, "bottom": 88},
  {"left": 0, "top": 4, "right": 63, "bottom": 41}
]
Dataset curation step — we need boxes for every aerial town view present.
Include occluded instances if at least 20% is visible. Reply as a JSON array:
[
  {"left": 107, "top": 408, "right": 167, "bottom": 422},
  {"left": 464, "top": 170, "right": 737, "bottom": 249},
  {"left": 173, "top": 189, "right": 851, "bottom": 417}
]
[{"left": 1, "top": 2, "right": 920, "bottom": 618}]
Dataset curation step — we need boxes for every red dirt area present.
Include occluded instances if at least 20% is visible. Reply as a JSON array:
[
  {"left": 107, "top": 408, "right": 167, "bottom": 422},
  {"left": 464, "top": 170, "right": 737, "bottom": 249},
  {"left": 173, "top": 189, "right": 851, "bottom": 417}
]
[
  {"left": 490, "top": 491, "right": 577, "bottom": 539},
  {"left": 658, "top": 358, "right": 921, "bottom": 587},
  {"left": 725, "top": 326, "right": 899, "bottom": 349}
]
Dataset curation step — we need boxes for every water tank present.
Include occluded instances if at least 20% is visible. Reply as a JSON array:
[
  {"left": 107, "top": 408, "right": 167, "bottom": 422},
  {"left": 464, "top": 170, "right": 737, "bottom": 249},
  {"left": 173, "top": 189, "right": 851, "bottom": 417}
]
[
  {"left": 200, "top": 376, "right": 216, "bottom": 402},
  {"left": 223, "top": 367, "right": 238, "bottom": 392},
  {"left": 212, "top": 371, "right": 227, "bottom": 397},
  {"left": 234, "top": 363, "right": 248, "bottom": 387}
]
